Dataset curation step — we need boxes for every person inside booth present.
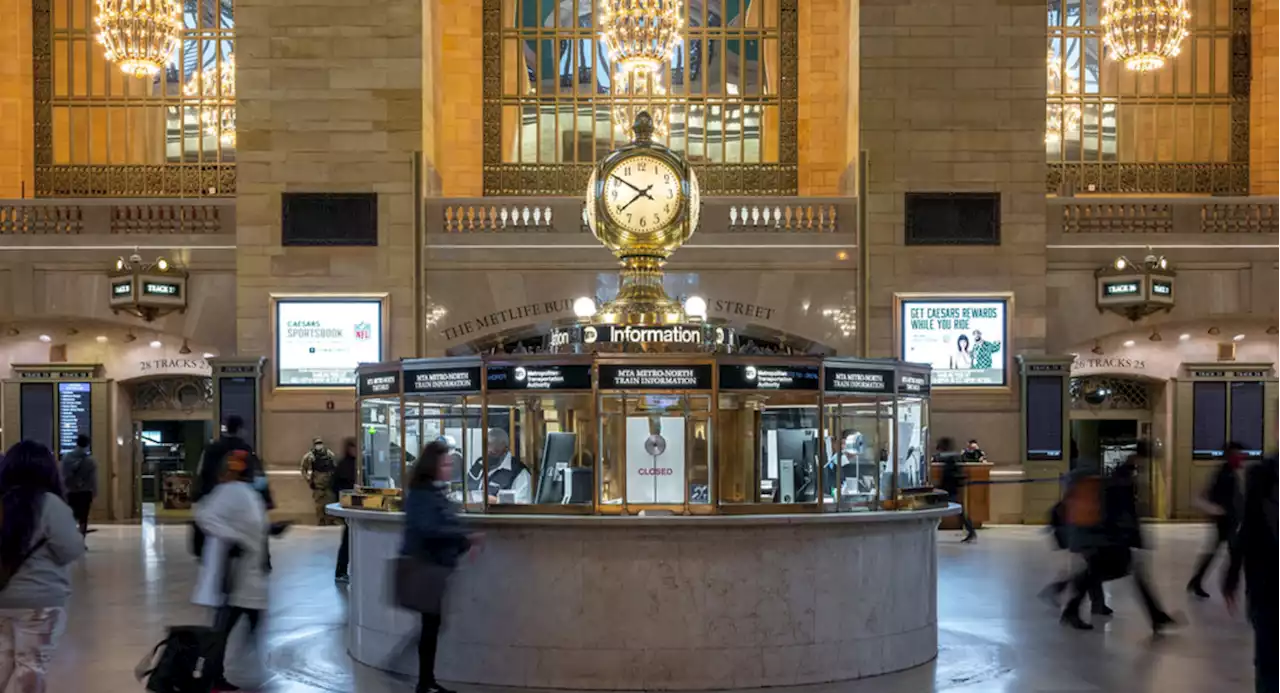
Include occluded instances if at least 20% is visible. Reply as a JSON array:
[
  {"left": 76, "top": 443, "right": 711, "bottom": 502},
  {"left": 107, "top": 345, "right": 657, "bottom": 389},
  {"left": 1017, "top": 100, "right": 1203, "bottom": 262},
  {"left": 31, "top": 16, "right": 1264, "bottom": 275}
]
[{"left": 466, "top": 428, "right": 532, "bottom": 504}]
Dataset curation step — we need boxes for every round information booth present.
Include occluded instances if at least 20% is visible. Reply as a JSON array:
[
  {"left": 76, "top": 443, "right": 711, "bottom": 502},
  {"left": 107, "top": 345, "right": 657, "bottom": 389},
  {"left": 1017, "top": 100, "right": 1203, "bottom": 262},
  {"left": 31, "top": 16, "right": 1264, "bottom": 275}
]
[{"left": 332, "top": 354, "right": 957, "bottom": 690}]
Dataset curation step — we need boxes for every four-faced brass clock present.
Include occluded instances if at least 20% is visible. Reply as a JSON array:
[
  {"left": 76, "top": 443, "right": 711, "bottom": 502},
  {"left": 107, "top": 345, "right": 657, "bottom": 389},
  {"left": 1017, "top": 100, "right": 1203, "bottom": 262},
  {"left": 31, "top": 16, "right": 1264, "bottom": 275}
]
[{"left": 586, "top": 112, "right": 700, "bottom": 262}]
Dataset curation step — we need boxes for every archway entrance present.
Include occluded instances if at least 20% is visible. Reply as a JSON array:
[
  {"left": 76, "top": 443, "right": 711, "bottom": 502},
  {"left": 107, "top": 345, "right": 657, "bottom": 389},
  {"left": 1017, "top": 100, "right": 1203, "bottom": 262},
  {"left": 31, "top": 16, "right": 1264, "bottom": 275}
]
[
  {"left": 122, "top": 375, "right": 214, "bottom": 520},
  {"left": 1069, "top": 374, "right": 1159, "bottom": 516}
]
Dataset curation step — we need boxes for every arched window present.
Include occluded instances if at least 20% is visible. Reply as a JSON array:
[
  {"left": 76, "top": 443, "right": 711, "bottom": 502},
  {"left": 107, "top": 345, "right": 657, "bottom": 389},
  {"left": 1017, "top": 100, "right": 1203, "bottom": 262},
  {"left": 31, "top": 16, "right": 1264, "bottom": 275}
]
[
  {"left": 35, "top": 0, "right": 236, "bottom": 196},
  {"left": 483, "top": 0, "right": 798, "bottom": 196},
  {"left": 1046, "top": 0, "right": 1249, "bottom": 194}
]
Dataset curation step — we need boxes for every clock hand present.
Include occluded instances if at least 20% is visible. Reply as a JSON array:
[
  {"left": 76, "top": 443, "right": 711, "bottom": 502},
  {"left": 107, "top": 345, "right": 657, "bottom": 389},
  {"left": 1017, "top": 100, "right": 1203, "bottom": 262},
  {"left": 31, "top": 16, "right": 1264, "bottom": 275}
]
[
  {"left": 618, "top": 191, "right": 646, "bottom": 212},
  {"left": 610, "top": 174, "right": 644, "bottom": 194}
]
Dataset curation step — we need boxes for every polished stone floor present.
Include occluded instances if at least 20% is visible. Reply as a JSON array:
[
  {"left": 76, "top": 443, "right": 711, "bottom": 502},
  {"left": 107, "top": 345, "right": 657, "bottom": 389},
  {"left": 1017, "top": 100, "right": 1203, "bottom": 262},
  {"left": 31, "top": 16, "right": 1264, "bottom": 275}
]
[{"left": 50, "top": 522, "right": 1257, "bottom": 693}]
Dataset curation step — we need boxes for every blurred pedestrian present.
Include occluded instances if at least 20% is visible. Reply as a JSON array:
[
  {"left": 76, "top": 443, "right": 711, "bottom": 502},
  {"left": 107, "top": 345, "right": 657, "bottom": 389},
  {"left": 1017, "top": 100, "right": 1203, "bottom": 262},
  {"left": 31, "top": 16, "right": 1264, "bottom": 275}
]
[
  {"left": 59, "top": 434, "right": 97, "bottom": 538},
  {"left": 1223, "top": 454, "right": 1277, "bottom": 693},
  {"left": 935, "top": 437, "right": 976, "bottom": 543},
  {"left": 0, "top": 440, "right": 86, "bottom": 691},
  {"left": 1039, "top": 471, "right": 1108, "bottom": 614},
  {"left": 1188, "top": 442, "right": 1245, "bottom": 599},
  {"left": 400, "top": 441, "right": 479, "bottom": 693},
  {"left": 334, "top": 438, "right": 358, "bottom": 583}
]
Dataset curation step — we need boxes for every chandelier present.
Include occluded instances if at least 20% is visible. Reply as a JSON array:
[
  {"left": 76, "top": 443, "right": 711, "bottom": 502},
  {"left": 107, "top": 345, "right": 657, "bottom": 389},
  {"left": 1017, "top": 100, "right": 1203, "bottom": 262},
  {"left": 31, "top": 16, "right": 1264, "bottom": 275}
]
[
  {"left": 600, "top": 0, "right": 682, "bottom": 137},
  {"left": 1100, "top": 0, "right": 1191, "bottom": 72},
  {"left": 184, "top": 54, "right": 236, "bottom": 146},
  {"left": 95, "top": 0, "right": 183, "bottom": 78},
  {"left": 1045, "top": 50, "right": 1081, "bottom": 144}
]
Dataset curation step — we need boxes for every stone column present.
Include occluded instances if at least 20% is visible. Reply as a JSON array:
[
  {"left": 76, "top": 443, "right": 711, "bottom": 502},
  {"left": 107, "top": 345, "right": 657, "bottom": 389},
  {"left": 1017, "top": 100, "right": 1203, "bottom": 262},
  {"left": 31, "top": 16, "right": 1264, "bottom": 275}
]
[
  {"left": 0, "top": 0, "right": 32, "bottom": 197},
  {"left": 236, "top": 0, "right": 423, "bottom": 515},
  {"left": 1252, "top": 0, "right": 1278, "bottom": 194},
  {"left": 860, "top": 0, "right": 1048, "bottom": 473}
]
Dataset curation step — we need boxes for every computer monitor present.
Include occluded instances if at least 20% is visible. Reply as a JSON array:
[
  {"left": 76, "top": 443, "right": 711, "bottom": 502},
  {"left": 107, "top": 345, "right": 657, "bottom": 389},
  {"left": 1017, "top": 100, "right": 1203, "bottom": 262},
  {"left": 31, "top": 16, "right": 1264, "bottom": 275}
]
[
  {"left": 534, "top": 432, "right": 577, "bottom": 505},
  {"left": 774, "top": 429, "right": 818, "bottom": 502}
]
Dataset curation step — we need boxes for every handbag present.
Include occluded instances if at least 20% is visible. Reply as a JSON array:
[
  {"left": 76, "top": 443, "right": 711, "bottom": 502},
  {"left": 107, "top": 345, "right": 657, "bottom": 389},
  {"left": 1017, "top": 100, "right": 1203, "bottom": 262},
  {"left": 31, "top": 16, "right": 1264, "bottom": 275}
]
[{"left": 392, "top": 555, "right": 452, "bottom": 614}]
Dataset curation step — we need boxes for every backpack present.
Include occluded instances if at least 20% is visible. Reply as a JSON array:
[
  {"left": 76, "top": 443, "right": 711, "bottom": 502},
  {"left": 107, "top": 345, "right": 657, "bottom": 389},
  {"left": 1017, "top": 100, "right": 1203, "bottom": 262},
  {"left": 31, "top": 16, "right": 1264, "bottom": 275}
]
[
  {"left": 135, "top": 625, "right": 220, "bottom": 693},
  {"left": 1063, "top": 475, "right": 1103, "bottom": 528}
]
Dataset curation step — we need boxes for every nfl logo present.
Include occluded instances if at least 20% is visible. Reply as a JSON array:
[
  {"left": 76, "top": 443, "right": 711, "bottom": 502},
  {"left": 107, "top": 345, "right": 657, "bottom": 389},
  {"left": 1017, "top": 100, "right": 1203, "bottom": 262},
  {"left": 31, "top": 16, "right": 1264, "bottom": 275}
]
[{"left": 354, "top": 322, "right": 372, "bottom": 340}]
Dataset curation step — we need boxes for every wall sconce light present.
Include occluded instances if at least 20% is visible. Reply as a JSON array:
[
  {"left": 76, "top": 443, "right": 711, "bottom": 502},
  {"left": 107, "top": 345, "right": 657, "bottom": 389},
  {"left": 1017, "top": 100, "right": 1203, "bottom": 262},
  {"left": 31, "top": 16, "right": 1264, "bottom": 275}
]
[
  {"left": 1207, "top": 326, "right": 1221, "bottom": 336},
  {"left": 1268, "top": 326, "right": 1278, "bottom": 336},
  {"left": 1091, "top": 341, "right": 1104, "bottom": 355},
  {"left": 1149, "top": 329, "right": 1162, "bottom": 342},
  {"left": 124, "top": 331, "right": 137, "bottom": 343},
  {"left": 179, "top": 339, "right": 192, "bottom": 355}
]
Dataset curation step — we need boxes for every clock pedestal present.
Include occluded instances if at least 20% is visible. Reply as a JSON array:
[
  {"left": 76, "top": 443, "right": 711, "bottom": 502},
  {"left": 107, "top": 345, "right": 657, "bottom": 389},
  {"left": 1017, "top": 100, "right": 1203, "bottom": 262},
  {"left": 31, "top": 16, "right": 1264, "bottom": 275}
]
[{"left": 595, "top": 255, "right": 684, "bottom": 326}]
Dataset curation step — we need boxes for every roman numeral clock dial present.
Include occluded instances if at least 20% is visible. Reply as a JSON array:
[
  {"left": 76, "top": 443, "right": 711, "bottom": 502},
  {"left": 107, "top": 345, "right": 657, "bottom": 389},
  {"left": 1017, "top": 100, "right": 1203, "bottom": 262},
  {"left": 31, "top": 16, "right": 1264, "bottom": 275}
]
[{"left": 603, "top": 155, "right": 683, "bottom": 235}]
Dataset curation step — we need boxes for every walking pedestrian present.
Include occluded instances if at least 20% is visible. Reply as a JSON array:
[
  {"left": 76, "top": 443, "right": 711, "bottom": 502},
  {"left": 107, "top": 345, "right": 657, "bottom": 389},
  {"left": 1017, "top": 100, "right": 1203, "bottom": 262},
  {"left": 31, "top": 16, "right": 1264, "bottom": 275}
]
[
  {"left": 334, "top": 438, "right": 358, "bottom": 583},
  {"left": 59, "top": 434, "right": 97, "bottom": 538},
  {"left": 192, "top": 451, "right": 271, "bottom": 692},
  {"left": 400, "top": 441, "right": 479, "bottom": 693},
  {"left": 0, "top": 440, "right": 86, "bottom": 692},
  {"left": 935, "top": 438, "right": 976, "bottom": 542},
  {"left": 1223, "top": 454, "right": 1277, "bottom": 693},
  {"left": 1188, "top": 442, "right": 1245, "bottom": 599},
  {"left": 194, "top": 415, "right": 274, "bottom": 572}
]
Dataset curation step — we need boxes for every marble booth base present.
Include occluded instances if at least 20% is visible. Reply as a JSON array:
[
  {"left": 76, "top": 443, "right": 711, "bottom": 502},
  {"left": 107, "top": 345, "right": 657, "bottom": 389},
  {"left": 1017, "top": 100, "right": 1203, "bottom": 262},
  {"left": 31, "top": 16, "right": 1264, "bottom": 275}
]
[{"left": 329, "top": 505, "right": 957, "bottom": 690}]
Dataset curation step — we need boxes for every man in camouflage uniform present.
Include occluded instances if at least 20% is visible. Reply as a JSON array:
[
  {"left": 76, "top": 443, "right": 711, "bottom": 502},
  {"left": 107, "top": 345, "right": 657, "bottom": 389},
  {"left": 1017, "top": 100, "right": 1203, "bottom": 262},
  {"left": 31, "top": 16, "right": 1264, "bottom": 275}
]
[{"left": 301, "top": 437, "right": 338, "bottom": 525}]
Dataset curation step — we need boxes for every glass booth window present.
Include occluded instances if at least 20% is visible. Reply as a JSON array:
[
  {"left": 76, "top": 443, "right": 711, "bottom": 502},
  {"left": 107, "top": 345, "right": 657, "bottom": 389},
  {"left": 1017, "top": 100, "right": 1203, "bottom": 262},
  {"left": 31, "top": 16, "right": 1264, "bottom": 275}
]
[
  {"left": 486, "top": 392, "right": 596, "bottom": 506},
  {"left": 599, "top": 394, "right": 712, "bottom": 508},
  {"left": 717, "top": 392, "right": 820, "bottom": 504},
  {"left": 360, "top": 397, "right": 402, "bottom": 489},
  {"left": 823, "top": 398, "right": 893, "bottom": 511},
  {"left": 897, "top": 396, "right": 929, "bottom": 489},
  {"left": 404, "top": 397, "right": 482, "bottom": 510}
]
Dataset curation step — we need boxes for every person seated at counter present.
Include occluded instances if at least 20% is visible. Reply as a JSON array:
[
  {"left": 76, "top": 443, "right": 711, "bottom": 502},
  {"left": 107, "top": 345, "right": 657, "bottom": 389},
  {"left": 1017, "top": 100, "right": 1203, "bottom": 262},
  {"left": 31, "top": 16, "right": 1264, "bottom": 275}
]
[
  {"left": 962, "top": 439, "right": 987, "bottom": 464},
  {"left": 466, "top": 428, "right": 532, "bottom": 504}
]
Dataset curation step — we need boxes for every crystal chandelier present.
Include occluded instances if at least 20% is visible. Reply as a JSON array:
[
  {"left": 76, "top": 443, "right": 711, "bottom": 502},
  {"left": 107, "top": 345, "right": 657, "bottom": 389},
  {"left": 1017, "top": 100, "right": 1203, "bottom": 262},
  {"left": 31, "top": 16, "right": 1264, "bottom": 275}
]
[
  {"left": 184, "top": 54, "right": 236, "bottom": 146},
  {"left": 600, "top": 0, "right": 682, "bottom": 137},
  {"left": 95, "top": 0, "right": 183, "bottom": 78},
  {"left": 1100, "top": 0, "right": 1191, "bottom": 72},
  {"left": 1045, "top": 50, "right": 1081, "bottom": 144}
]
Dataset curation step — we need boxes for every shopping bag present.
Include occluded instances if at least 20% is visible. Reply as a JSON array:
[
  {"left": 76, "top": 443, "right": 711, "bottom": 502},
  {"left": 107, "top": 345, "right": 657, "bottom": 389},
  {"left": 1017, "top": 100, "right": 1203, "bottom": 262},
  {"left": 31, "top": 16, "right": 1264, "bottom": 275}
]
[{"left": 391, "top": 556, "right": 452, "bottom": 614}]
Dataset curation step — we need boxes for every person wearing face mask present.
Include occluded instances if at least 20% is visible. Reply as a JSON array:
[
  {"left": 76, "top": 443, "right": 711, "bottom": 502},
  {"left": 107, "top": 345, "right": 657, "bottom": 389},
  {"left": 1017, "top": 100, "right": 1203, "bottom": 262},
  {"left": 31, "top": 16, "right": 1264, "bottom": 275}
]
[
  {"left": 466, "top": 428, "right": 531, "bottom": 504},
  {"left": 301, "top": 437, "right": 339, "bottom": 526},
  {"left": 1187, "top": 441, "right": 1246, "bottom": 599},
  {"left": 193, "top": 415, "right": 274, "bottom": 572}
]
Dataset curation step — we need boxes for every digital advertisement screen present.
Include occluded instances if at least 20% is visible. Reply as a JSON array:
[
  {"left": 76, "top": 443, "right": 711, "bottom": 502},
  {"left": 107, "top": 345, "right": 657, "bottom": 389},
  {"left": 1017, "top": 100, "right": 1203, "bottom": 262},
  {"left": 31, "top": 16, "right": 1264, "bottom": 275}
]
[
  {"left": 57, "top": 382, "right": 92, "bottom": 457},
  {"left": 1025, "top": 376, "right": 1063, "bottom": 460},
  {"left": 1229, "top": 381, "right": 1265, "bottom": 458},
  {"left": 1192, "top": 381, "right": 1228, "bottom": 459},
  {"left": 276, "top": 298, "right": 383, "bottom": 387},
  {"left": 900, "top": 297, "right": 1008, "bottom": 387}
]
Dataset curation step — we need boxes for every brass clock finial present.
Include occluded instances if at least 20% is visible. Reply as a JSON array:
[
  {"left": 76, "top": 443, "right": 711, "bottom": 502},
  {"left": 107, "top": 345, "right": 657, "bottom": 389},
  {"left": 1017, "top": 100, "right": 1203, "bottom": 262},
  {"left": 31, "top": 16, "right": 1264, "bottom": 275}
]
[{"left": 632, "top": 111, "right": 654, "bottom": 144}]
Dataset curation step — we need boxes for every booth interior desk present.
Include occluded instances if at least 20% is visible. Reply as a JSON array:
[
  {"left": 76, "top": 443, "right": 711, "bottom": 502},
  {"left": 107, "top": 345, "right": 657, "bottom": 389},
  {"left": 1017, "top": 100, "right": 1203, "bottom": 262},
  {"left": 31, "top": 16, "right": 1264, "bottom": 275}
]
[{"left": 328, "top": 502, "right": 960, "bottom": 690}]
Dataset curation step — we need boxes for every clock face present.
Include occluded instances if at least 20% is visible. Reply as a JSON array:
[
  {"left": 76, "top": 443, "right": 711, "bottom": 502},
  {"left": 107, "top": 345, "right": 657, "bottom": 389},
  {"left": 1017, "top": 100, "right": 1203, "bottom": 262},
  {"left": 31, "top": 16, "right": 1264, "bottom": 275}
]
[{"left": 603, "top": 155, "right": 683, "bottom": 234}]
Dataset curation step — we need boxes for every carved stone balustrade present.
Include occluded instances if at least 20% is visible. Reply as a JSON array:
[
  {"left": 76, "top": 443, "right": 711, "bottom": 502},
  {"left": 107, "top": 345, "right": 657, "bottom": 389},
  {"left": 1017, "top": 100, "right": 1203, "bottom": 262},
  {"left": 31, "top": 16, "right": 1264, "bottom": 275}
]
[
  {"left": 426, "top": 197, "right": 855, "bottom": 234},
  {"left": 0, "top": 199, "right": 235, "bottom": 235},
  {"left": 1049, "top": 196, "right": 1279, "bottom": 237}
]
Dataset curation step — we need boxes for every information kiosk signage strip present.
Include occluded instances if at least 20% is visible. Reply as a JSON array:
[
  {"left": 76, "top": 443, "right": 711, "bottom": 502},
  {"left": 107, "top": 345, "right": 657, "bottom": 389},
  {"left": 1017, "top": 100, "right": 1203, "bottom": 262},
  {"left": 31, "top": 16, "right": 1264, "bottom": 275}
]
[
  {"left": 358, "top": 370, "right": 402, "bottom": 397},
  {"left": 719, "top": 364, "right": 820, "bottom": 390},
  {"left": 404, "top": 366, "right": 482, "bottom": 394},
  {"left": 823, "top": 366, "right": 894, "bottom": 394},
  {"left": 487, "top": 364, "right": 592, "bottom": 391},
  {"left": 598, "top": 364, "right": 713, "bottom": 390}
]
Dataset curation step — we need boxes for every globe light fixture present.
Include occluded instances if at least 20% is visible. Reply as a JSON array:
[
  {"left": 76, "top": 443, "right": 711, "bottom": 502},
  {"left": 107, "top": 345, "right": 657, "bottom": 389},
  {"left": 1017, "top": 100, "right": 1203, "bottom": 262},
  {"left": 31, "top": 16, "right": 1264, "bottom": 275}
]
[
  {"left": 95, "top": 0, "right": 183, "bottom": 79},
  {"left": 600, "top": 0, "right": 682, "bottom": 137},
  {"left": 684, "top": 296, "right": 707, "bottom": 321},
  {"left": 184, "top": 54, "right": 237, "bottom": 146},
  {"left": 1100, "top": 0, "right": 1191, "bottom": 73},
  {"left": 573, "top": 297, "right": 598, "bottom": 319}
]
